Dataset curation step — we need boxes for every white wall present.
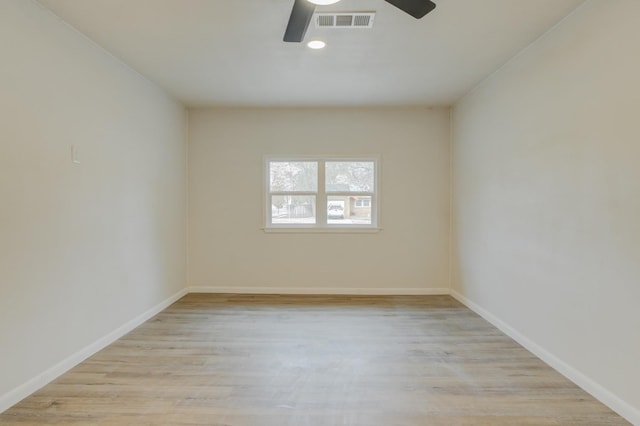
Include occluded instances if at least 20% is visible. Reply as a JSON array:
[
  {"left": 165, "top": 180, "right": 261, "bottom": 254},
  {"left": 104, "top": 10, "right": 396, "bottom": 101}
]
[
  {"left": 189, "top": 107, "right": 450, "bottom": 292},
  {"left": 0, "top": 0, "right": 187, "bottom": 407},
  {"left": 452, "top": 0, "right": 640, "bottom": 422}
]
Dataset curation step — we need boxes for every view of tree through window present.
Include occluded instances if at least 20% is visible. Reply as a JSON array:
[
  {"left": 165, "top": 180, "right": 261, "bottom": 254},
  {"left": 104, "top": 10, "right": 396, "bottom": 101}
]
[
  {"left": 326, "top": 161, "right": 374, "bottom": 192},
  {"left": 269, "top": 161, "right": 317, "bottom": 192}
]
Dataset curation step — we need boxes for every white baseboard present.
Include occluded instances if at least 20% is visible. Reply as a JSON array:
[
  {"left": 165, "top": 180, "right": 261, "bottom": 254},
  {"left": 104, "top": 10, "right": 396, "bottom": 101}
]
[
  {"left": 0, "top": 288, "right": 188, "bottom": 414},
  {"left": 187, "top": 286, "right": 451, "bottom": 296},
  {"left": 450, "top": 289, "right": 639, "bottom": 425}
]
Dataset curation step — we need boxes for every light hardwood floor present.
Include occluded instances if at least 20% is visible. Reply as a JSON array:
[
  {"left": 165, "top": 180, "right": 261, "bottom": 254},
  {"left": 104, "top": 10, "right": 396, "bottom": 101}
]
[{"left": 0, "top": 294, "right": 628, "bottom": 425}]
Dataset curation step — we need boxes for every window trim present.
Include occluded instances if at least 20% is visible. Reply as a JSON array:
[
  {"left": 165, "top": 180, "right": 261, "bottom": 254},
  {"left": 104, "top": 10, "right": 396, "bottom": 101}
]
[{"left": 264, "top": 155, "right": 381, "bottom": 232}]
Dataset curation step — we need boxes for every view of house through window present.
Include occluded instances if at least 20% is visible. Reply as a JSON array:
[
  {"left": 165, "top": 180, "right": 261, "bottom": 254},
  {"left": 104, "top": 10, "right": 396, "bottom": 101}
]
[{"left": 266, "top": 158, "right": 377, "bottom": 228}]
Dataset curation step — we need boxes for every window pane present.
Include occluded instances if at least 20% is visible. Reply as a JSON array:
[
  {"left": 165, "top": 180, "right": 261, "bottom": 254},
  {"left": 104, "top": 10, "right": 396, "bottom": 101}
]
[
  {"left": 327, "top": 195, "right": 372, "bottom": 225},
  {"left": 325, "top": 161, "right": 374, "bottom": 192},
  {"left": 271, "top": 195, "right": 316, "bottom": 224},
  {"left": 270, "top": 161, "right": 317, "bottom": 192}
]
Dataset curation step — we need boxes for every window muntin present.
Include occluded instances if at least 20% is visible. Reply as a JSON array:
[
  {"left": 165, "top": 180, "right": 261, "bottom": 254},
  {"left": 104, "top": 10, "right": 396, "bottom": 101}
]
[{"left": 266, "top": 157, "right": 378, "bottom": 229}]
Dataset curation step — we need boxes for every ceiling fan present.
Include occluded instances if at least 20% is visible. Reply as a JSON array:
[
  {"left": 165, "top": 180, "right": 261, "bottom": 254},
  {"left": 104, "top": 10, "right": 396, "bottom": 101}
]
[{"left": 283, "top": 0, "right": 436, "bottom": 43}]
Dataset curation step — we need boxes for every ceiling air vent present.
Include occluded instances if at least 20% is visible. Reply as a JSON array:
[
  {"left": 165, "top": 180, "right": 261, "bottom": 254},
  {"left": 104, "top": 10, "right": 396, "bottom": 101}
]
[{"left": 315, "top": 12, "right": 376, "bottom": 29}]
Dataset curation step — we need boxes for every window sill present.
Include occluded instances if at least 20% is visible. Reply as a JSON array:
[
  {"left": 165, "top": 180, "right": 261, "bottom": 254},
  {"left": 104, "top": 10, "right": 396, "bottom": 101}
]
[{"left": 262, "top": 227, "right": 382, "bottom": 234}]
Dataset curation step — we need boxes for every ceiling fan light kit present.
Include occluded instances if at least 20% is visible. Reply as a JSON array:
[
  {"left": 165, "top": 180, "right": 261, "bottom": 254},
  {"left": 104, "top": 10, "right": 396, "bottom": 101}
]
[
  {"left": 307, "top": 40, "right": 327, "bottom": 49},
  {"left": 283, "top": 0, "right": 436, "bottom": 43}
]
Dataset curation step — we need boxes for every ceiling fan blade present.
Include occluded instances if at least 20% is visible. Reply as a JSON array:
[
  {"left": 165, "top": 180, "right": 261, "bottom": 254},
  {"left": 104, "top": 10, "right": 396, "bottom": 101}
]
[
  {"left": 283, "top": 0, "right": 316, "bottom": 43},
  {"left": 384, "top": 0, "right": 436, "bottom": 19}
]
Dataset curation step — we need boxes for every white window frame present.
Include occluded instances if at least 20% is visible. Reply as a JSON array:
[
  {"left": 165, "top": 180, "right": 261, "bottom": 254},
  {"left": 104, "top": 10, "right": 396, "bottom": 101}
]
[{"left": 264, "top": 156, "right": 380, "bottom": 232}]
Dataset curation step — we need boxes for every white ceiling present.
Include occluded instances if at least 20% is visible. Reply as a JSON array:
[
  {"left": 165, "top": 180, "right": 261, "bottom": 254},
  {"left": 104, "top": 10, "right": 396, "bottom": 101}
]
[{"left": 38, "top": 0, "right": 584, "bottom": 107}]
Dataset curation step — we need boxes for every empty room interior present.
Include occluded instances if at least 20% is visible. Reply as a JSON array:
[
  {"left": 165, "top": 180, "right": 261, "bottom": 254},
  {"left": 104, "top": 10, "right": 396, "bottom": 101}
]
[{"left": 1, "top": 0, "right": 639, "bottom": 424}]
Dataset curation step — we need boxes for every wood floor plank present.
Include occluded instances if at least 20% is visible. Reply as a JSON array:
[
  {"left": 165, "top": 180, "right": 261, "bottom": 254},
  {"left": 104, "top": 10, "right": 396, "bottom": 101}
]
[{"left": 0, "top": 294, "right": 628, "bottom": 425}]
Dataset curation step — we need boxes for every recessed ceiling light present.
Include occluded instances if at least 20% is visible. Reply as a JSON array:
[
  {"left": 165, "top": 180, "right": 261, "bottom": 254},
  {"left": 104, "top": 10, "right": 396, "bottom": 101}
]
[
  {"left": 307, "top": 40, "right": 326, "bottom": 49},
  {"left": 308, "top": 0, "right": 341, "bottom": 5}
]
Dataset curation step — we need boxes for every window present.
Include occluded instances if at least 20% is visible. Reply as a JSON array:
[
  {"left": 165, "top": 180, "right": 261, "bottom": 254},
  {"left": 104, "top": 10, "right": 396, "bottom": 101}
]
[
  {"left": 354, "top": 198, "right": 371, "bottom": 208},
  {"left": 265, "top": 157, "right": 378, "bottom": 230}
]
